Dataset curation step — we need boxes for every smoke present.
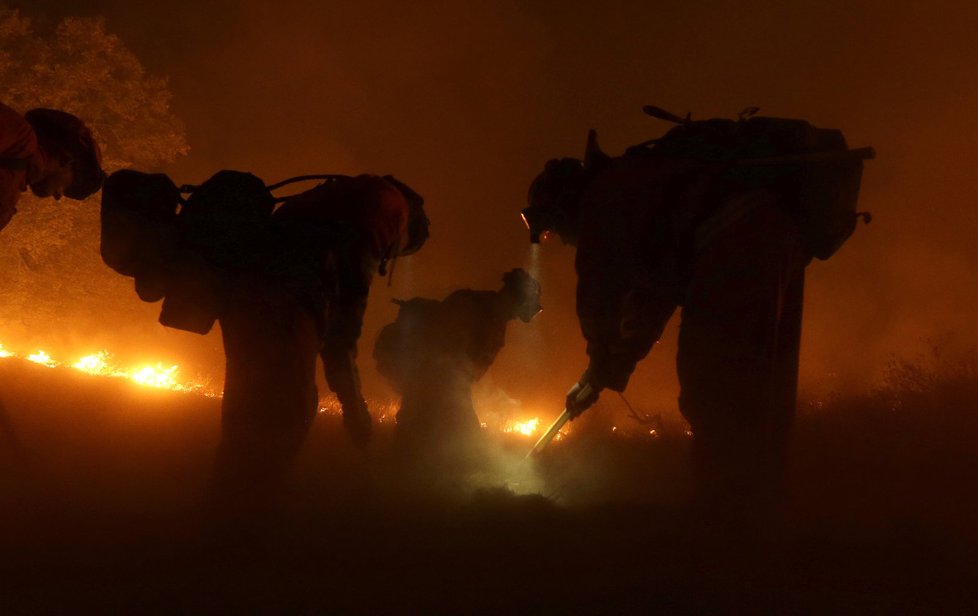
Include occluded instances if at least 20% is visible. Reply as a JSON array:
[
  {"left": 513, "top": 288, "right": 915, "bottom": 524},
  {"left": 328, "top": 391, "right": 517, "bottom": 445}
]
[{"left": 9, "top": 0, "right": 978, "bottom": 416}]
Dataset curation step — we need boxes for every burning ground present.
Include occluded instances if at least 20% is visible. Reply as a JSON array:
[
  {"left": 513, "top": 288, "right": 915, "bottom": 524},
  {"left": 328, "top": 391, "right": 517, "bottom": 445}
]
[{"left": 1, "top": 348, "right": 976, "bottom": 613}]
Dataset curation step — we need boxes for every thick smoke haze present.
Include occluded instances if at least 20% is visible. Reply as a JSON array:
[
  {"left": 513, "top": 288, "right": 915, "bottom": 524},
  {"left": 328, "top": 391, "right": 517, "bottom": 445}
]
[{"left": 11, "top": 0, "right": 978, "bottom": 416}]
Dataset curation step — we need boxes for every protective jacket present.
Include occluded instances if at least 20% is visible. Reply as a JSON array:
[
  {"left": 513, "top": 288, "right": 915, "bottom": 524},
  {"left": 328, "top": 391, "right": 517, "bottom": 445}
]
[
  {"left": 374, "top": 289, "right": 516, "bottom": 439},
  {"left": 274, "top": 175, "right": 411, "bottom": 412},
  {"left": 528, "top": 114, "right": 869, "bottom": 509},
  {"left": 575, "top": 117, "right": 865, "bottom": 392},
  {"left": 101, "top": 170, "right": 419, "bottom": 464},
  {"left": 574, "top": 155, "right": 699, "bottom": 391},
  {"left": 376, "top": 290, "right": 512, "bottom": 384}
]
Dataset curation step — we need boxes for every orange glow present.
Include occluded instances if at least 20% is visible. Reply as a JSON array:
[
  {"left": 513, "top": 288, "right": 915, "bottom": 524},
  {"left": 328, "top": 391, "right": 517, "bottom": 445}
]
[
  {"left": 73, "top": 351, "right": 111, "bottom": 375},
  {"left": 129, "top": 364, "right": 181, "bottom": 389},
  {"left": 27, "top": 350, "right": 58, "bottom": 368},
  {"left": 2, "top": 341, "right": 215, "bottom": 396},
  {"left": 504, "top": 417, "right": 540, "bottom": 437}
]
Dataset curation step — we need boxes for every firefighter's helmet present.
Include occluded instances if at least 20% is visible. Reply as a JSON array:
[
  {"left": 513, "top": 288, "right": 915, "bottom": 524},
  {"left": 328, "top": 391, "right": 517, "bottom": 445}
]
[
  {"left": 522, "top": 157, "right": 584, "bottom": 244},
  {"left": 24, "top": 108, "right": 105, "bottom": 200}
]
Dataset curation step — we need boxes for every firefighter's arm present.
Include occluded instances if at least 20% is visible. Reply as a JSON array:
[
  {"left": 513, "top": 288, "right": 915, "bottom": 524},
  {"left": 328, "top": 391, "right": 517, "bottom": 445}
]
[
  {"left": 321, "top": 247, "right": 374, "bottom": 446},
  {"left": 574, "top": 189, "right": 680, "bottom": 389},
  {"left": 568, "top": 241, "right": 627, "bottom": 417},
  {"left": 583, "top": 288, "right": 678, "bottom": 392},
  {"left": 569, "top": 292, "right": 676, "bottom": 417},
  {"left": 571, "top": 241, "right": 678, "bottom": 417}
]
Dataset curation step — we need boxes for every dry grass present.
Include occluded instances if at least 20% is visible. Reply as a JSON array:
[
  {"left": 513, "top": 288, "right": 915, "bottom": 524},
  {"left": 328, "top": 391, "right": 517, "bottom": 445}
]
[{"left": 1, "top": 348, "right": 976, "bottom": 613}]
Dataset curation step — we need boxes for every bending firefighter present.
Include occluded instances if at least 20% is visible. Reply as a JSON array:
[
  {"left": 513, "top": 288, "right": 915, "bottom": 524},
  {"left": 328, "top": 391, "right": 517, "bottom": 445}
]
[
  {"left": 374, "top": 268, "right": 542, "bottom": 455},
  {"left": 523, "top": 108, "right": 872, "bottom": 512},
  {"left": 100, "top": 169, "right": 428, "bottom": 508}
]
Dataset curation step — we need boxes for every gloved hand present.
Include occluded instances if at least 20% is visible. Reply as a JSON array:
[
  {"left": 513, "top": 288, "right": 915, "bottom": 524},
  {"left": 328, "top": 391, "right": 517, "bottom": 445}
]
[
  {"left": 341, "top": 398, "right": 372, "bottom": 448},
  {"left": 565, "top": 380, "right": 601, "bottom": 419}
]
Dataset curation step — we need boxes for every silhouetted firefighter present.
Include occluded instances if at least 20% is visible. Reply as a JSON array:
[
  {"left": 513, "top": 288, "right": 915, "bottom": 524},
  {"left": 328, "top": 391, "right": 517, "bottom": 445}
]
[
  {"left": 0, "top": 101, "right": 104, "bottom": 458},
  {"left": 100, "top": 169, "right": 428, "bottom": 508},
  {"left": 374, "top": 269, "right": 541, "bottom": 454},
  {"left": 523, "top": 107, "right": 873, "bottom": 514},
  {"left": 0, "top": 102, "right": 104, "bottom": 226}
]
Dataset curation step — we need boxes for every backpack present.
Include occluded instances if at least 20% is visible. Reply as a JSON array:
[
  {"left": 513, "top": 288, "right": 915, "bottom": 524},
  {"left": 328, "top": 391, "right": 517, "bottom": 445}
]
[
  {"left": 631, "top": 110, "right": 872, "bottom": 260},
  {"left": 178, "top": 170, "right": 276, "bottom": 270},
  {"left": 373, "top": 297, "right": 440, "bottom": 388},
  {"left": 100, "top": 169, "right": 271, "bottom": 334}
]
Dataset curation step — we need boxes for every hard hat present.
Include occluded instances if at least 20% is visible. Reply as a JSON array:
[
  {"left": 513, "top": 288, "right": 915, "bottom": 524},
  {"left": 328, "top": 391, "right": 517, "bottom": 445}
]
[
  {"left": 523, "top": 158, "right": 584, "bottom": 244},
  {"left": 24, "top": 108, "right": 105, "bottom": 200}
]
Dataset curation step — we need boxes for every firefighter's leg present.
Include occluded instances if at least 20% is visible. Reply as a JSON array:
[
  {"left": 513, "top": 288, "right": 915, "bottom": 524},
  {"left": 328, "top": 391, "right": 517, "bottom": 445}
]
[
  {"left": 394, "top": 362, "right": 485, "bottom": 472},
  {"left": 677, "top": 197, "right": 808, "bottom": 516},
  {"left": 210, "top": 284, "right": 320, "bottom": 515}
]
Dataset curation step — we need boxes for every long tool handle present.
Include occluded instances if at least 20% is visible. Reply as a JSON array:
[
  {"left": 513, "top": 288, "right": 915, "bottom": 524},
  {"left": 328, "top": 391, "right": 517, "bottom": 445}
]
[{"left": 526, "top": 408, "right": 572, "bottom": 459}]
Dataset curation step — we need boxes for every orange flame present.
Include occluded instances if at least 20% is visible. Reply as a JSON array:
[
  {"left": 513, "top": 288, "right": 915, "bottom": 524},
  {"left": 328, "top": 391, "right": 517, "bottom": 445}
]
[
  {"left": 504, "top": 417, "right": 541, "bottom": 437},
  {"left": 27, "top": 350, "right": 58, "bottom": 368},
  {"left": 2, "top": 342, "right": 215, "bottom": 396}
]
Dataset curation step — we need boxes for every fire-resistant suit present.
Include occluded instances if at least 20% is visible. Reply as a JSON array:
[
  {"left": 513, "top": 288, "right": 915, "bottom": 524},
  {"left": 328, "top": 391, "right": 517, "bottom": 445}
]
[
  {"left": 525, "top": 118, "right": 868, "bottom": 512},
  {"left": 101, "top": 170, "right": 427, "bottom": 507},
  {"left": 204, "top": 173, "right": 422, "bottom": 506},
  {"left": 374, "top": 269, "right": 541, "bottom": 448},
  {"left": 573, "top": 159, "right": 808, "bottom": 509}
]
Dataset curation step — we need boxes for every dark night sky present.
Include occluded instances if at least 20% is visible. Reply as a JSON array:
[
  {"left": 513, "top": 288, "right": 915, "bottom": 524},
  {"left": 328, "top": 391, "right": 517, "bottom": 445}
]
[{"left": 9, "top": 0, "right": 978, "bottom": 413}]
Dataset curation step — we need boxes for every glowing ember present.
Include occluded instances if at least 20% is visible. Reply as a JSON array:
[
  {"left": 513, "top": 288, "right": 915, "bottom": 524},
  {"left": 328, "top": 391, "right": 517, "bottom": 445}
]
[
  {"left": 27, "top": 350, "right": 58, "bottom": 367},
  {"left": 504, "top": 417, "right": 540, "bottom": 436},
  {"left": 0, "top": 344, "right": 13, "bottom": 358},
  {"left": 318, "top": 398, "right": 343, "bottom": 415}
]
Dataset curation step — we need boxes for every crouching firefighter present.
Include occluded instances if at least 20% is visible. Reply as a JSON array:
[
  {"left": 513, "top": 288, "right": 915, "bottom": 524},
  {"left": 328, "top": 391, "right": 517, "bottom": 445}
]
[
  {"left": 373, "top": 268, "right": 541, "bottom": 458},
  {"left": 523, "top": 107, "right": 873, "bottom": 515},
  {"left": 100, "top": 169, "right": 428, "bottom": 509}
]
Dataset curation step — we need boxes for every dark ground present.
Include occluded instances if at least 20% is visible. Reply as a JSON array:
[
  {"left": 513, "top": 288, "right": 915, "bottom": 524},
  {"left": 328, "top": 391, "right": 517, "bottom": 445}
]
[{"left": 1, "top": 356, "right": 976, "bottom": 614}]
